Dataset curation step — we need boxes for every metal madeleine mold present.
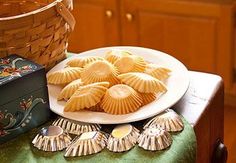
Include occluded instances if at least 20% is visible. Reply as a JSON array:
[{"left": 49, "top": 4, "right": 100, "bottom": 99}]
[
  {"left": 52, "top": 117, "right": 101, "bottom": 135},
  {"left": 107, "top": 124, "right": 140, "bottom": 152},
  {"left": 64, "top": 131, "right": 108, "bottom": 157},
  {"left": 138, "top": 126, "right": 172, "bottom": 151},
  {"left": 143, "top": 109, "right": 184, "bottom": 132},
  {"left": 32, "top": 126, "right": 72, "bottom": 152}
]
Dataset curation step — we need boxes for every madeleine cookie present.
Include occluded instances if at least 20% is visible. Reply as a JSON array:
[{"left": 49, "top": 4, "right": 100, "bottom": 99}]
[
  {"left": 64, "top": 85, "right": 107, "bottom": 112},
  {"left": 81, "top": 60, "right": 119, "bottom": 85},
  {"left": 145, "top": 64, "right": 171, "bottom": 81},
  {"left": 114, "top": 56, "right": 146, "bottom": 74},
  {"left": 86, "top": 103, "right": 104, "bottom": 112},
  {"left": 118, "top": 72, "right": 167, "bottom": 93},
  {"left": 67, "top": 56, "right": 104, "bottom": 67},
  {"left": 83, "top": 81, "right": 110, "bottom": 88},
  {"left": 47, "top": 67, "right": 82, "bottom": 85},
  {"left": 57, "top": 79, "right": 84, "bottom": 100},
  {"left": 105, "top": 49, "right": 132, "bottom": 64},
  {"left": 101, "top": 84, "right": 142, "bottom": 115},
  {"left": 61, "top": 81, "right": 109, "bottom": 101},
  {"left": 139, "top": 92, "right": 157, "bottom": 106}
]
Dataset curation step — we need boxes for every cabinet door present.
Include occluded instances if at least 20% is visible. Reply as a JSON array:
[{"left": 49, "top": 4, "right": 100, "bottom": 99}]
[
  {"left": 68, "top": 0, "right": 120, "bottom": 52},
  {"left": 121, "top": 0, "right": 234, "bottom": 90}
]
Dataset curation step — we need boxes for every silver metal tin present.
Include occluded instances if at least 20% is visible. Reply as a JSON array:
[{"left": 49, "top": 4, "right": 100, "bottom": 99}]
[
  {"left": 52, "top": 117, "right": 101, "bottom": 135},
  {"left": 32, "top": 126, "right": 72, "bottom": 152},
  {"left": 107, "top": 124, "right": 140, "bottom": 152},
  {"left": 138, "top": 126, "right": 172, "bottom": 151},
  {"left": 64, "top": 131, "right": 108, "bottom": 157},
  {"left": 144, "top": 109, "right": 184, "bottom": 132}
]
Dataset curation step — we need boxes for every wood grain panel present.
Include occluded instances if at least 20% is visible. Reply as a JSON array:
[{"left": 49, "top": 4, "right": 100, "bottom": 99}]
[
  {"left": 68, "top": 0, "right": 120, "bottom": 52},
  {"left": 138, "top": 12, "right": 217, "bottom": 72},
  {"left": 121, "top": 0, "right": 234, "bottom": 93}
]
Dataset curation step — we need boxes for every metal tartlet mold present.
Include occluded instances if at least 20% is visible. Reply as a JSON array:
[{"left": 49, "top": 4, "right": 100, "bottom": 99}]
[
  {"left": 32, "top": 125, "right": 72, "bottom": 152},
  {"left": 64, "top": 131, "right": 108, "bottom": 157},
  {"left": 143, "top": 109, "right": 184, "bottom": 132},
  {"left": 52, "top": 117, "right": 101, "bottom": 135},
  {"left": 138, "top": 126, "right": 172, "bottom": 151},
  {"left": 107, "top": 124, "right": 140, "bottom": 152}
]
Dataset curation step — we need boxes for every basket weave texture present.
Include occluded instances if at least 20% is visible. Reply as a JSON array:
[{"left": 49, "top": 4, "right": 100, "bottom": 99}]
[{"left": 0, "top": 0, "right": 75, "bottom": 70}]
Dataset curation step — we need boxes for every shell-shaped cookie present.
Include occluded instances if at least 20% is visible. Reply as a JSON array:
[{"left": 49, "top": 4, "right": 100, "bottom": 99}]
[
  {"left": 86, "top": 103, "right": 104, "bottom": 112},
  {"left": 81, "top": 60, "right": 119, "bottom": 85},
  {"left": 64, "top": 85, "right": 107, "bottom": 112},
  {"left": 101, "top": 84, "right": 142, "bottom": 115},
  {"left": 66, "top": 56, "right": 104, "bottom": 68},
  {"left": 118, "top": 72, "right": 167, "bottom": 93},
  {"left": 47, "top": 67, "right": 82, "bottom": 85},
  {"left": 57, "top": 79, "right": 84, "bottom": 101},
  {"left": 60, "top": 81, "right": 109, "bottom": 103},
  {"left": 105, "top": 49, "right": 132, "bottom": 64},
  {"left": 83, "top": 81, "right": 110, "bottom": 88},
  {"left": 139, "top": 92, "right": 157, "bottom": 106},
  {"left": 114, "top": 55, "right": 146, "bottom": 74},
  {"left": 145, "top": 63, "right": 171, "bottom": 81}
]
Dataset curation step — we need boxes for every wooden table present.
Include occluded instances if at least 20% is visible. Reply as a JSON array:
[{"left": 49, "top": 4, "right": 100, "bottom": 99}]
[{"left": 174, "top": 71, "right": 227, "bottom": 163}]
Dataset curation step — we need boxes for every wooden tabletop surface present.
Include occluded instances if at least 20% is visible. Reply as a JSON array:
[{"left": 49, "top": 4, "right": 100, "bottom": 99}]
[
  {"left": 174, "top": 71, "right": 223, "bottom": 126},
  {"left": 173, "top": 71, "right": 225, "bottom": 163}
]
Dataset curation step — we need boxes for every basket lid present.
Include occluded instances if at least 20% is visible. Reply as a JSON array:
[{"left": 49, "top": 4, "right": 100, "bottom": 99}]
[{"left": 0, "top": 55, "right": 47, "bottom": 106}]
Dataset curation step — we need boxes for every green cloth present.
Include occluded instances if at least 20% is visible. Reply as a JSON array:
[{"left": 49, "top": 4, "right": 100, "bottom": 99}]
[
  {"left": 0, "top": 118, "right": 196, "bottom": 163},
  {"left": 0, "top": 53, "right": 196, "bottom": 162}
]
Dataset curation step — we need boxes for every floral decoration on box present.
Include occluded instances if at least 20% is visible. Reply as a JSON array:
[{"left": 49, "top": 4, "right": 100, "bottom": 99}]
[
  {"left": 0, "top": 96, "right": 46, "bottom": 137},
  {"left": 0, "top": 57, "right": 37, "bottom": 85}
]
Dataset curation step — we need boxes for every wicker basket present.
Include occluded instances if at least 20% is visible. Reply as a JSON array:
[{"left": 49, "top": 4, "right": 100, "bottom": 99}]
[{"left": 0, "top": 0, "right": 75, "bottom": 70}]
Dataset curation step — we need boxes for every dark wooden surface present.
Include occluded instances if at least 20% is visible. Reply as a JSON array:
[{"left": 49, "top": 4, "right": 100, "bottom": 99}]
[
  {"left": 174, "top": 71, "right": 224, "bottom": 163},
  {"left": 224, "top": 105, "right": 236, "bottom": 163}
]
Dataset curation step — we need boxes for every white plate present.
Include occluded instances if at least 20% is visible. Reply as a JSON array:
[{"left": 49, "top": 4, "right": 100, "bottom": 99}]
[{"left": 48, "top": 46, "right": 189, "bottom": 124}]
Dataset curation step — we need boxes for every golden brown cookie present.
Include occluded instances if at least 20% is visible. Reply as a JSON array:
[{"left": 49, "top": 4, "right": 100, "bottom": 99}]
[
  {"left": 47, "top": 67, "right": 82, "bottom": 85},
  {"left": 86, "top": 103, "right": 104, "bottom": 112},
  {"left": 139, "top": 92, "right": 157, "bottom": 106},
  {"left": 101, "top": 84, "right": 142, "bottom": 115},
  {"left": 81, "top": 60, "right": 119, "bottom": 85},
  {"left": 118, "top": 72, "right": 167, "bottom": 93},
  {"left": 83, "top": 81, "right": 110, "bottom": 88},
  {"left": 114, "top": 55, "right": 146, "bottom": 74},
  {"left": 145, "top": 63, "right": 171, "bottom": 81},
  {"left": 64, "top": 85, "right": 107, "bottom": 112},
  {"left": 105, "top": 49, "right": 132, "bottom": 64},
  {"left": 66, "top": 56, "right": 104, "bottom": 67},
  {"left": 57, "top": 79, "right": 83, "bottom": 101}
]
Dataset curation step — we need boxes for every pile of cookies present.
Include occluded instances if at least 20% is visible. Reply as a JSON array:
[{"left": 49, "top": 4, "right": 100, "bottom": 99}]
[{"left": 47, "top": 49, "right": 171, "bottom": 115}]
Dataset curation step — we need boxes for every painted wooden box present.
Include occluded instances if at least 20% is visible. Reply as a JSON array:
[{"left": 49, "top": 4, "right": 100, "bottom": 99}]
[{"left": 0, "top": 55, "right": 51, "bottom": 144}]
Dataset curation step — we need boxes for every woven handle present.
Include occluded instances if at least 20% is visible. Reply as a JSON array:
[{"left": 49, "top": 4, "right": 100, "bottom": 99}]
[{"left": 56, "top": 1, "right": 75, "bottom": 31}]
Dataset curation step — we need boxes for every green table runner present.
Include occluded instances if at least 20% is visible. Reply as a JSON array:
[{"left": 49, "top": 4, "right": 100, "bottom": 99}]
[
  {"left": 0, "top": 117, "right": 196, "bottom": 163},
  {"left": 0, "top": 53, "right": 196, "bottom": 163}
]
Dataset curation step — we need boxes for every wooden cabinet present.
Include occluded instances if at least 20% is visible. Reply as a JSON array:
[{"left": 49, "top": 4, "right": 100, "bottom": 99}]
[
  {"left": 121, "top": 1, "right": 217, "bottom": 72},
  {"left": 68, "top": 0, "right": 120, "bottom": 52},
  {"left": 120, "top": 0, "right": 234, "bottom": 92},
  {"left": 68, "top": 0, "right": 236, "bottom": 97}
]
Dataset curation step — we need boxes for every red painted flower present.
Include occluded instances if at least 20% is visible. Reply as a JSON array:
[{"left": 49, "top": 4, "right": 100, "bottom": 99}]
[
  {"left": 3, "top": 67, "right": 20, "bottom": 73},
  {"left": 21, "top": 65, "right": 31, "bottom": 71},
  {"left": 0, "top": 59, "right": 10, "bottom": 65},
  {"left": 0, "top": 130, "right": 7, "bottom": 137},
  {"left": 20, "top": 97, "right": 33, "bottom": 110}
]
